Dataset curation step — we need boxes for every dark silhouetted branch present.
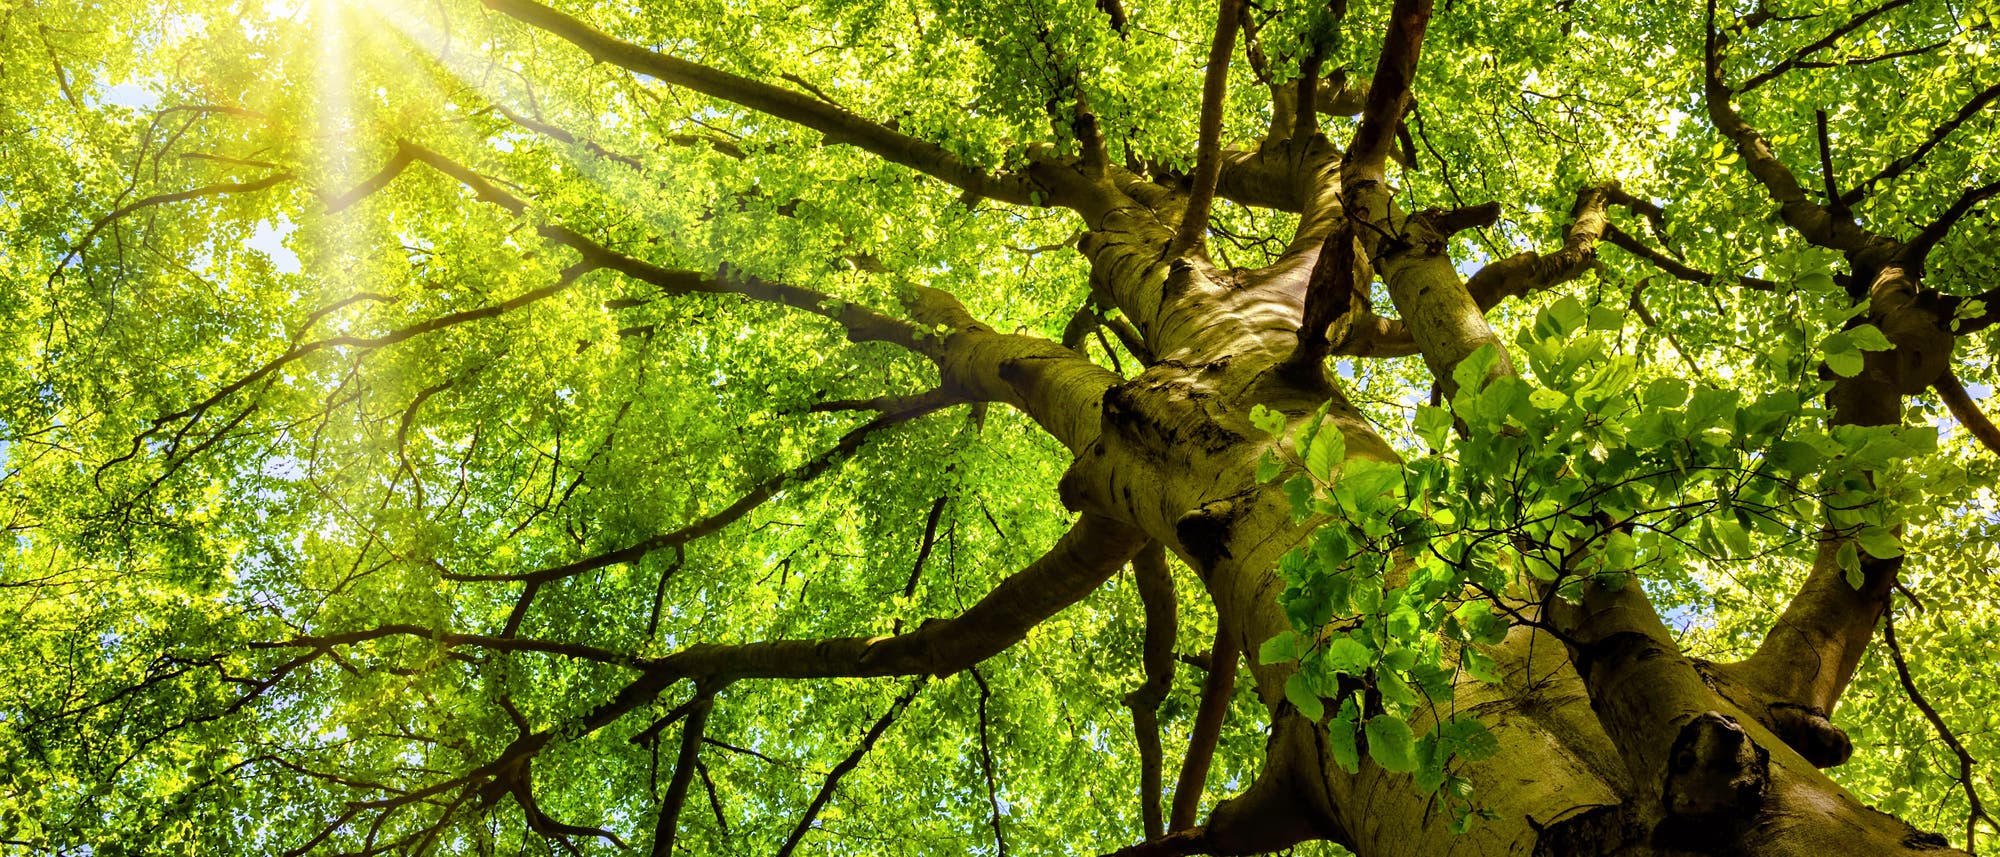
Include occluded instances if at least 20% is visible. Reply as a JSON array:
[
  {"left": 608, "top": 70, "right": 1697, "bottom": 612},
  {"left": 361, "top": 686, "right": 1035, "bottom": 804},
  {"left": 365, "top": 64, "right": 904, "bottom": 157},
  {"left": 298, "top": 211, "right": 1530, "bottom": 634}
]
[{"left": 774, "top": 679, "right": 926, "bottom": 857}]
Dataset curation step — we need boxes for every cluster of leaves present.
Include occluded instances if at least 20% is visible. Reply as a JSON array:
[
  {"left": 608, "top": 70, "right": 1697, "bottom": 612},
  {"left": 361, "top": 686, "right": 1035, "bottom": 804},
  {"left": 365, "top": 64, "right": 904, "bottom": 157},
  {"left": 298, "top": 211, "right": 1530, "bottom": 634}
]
[{"left": 1251, "top": 295, "right": 1944, "bottom": 827}]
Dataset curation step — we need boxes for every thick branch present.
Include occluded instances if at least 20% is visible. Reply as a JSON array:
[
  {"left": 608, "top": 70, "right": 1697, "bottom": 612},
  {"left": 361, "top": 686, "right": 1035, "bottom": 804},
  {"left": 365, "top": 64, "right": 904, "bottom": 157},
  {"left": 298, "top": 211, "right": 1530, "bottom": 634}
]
[
  {"left": 1461, "top": 186, "right": 1609, "bottom": 306},
  {"left": 1343, "top": 0, "right": 1429, "bottom": 181},
  {"left": 649, "top": 693, "right": 713, "bottom": 857},
  {"left": 1124, "top": 543, "right": 1177, "bottom": 839},
  {"left": 1171, "top": 0, "right": 1246, "bottom": 255},
  {"left": 1935, "top": 370, "right": 2000, "bottom": 458},
  {"left": 1715, "top": 537, "right": 1896, "bottom": 725},
  {"left": 652, "top": 515, "right": 1147, "bottom": 682}
]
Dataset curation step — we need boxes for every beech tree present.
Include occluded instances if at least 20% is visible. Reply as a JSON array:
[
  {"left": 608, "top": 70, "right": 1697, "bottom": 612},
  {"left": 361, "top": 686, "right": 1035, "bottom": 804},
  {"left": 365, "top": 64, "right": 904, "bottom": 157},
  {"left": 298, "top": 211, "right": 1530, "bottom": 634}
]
[{"left": 5, "top": 0, "right": 2000, "bottom": 853}]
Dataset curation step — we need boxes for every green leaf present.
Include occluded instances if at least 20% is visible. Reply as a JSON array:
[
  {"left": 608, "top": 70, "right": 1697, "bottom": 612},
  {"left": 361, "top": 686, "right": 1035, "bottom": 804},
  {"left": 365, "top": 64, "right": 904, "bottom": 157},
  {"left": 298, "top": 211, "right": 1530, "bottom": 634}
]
[
  {"left": 1847, "top": 324, "right": 1893, "bottom": 351},
  {"left": 1329, "top": 699, "right": 1362, "bottom": 774},
  {"left": 1452, "top": 343, "right": 1504, "bottom": 395},
  {"left": 1454, "top": 602, "right": 1509, "bottom": 646},
  {"left": 1366, "top": 714, "right": 1419, "bottom": 773},
  {"left": 1256, "top": 449, "right": 1283, "bottom": 483},
  {"left": 1441, "top": 717, "right": 1500, "bottom": 761},
  {"left": 1415, "top": 405, "right": 1453, "bottom": 449},
  {"left": 1586, "top": 304, "right": 1624, "bottom": 331},
  {"left": 1324, "top": 636, "right": 1375, "bottom": 675},
  {"left": 1837, "top": 541, "right": 1863, "bottom": 588},
  {"left": 1249, "top": 403, "right": 1287, "bottom": 436},
  {"left": 1858, "top": 526, "right": 1902, "bottom": 559},
  {"left": 1529, "top": 387, "right": 1569, "bottom": 411},
  {"left": 1534, "top": 297, "right": 1588, "bottom": 340},
  {"left": 1305, "top": 425, "right": 1346, "bottom": 482},
  {"left": 1377, "top": 669, "right": 1418, "bottom": 707},
  {"left": 1718, "top": 518, "right": 1752, "bottom": 556},
  {"left": 1285, "top": 673, "right": 1325, "bottom": 721},
  {"left": 1283, "top": 475, "right": 1316, "bottom": 521},
  {"left": 1258, "top": 630, "right": 1301, "bottom": 665}
]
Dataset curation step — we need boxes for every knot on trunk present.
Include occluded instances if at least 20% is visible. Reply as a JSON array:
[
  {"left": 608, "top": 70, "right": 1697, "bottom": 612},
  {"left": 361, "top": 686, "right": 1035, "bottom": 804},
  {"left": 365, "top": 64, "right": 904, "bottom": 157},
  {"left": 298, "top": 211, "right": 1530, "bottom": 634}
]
[
  {"left": 1769, "top": 702, "right": 1853, "bottom": 768},
  {"left": 1661, "top": 712, "right": 1770, "bottom": 825},
  {"left": 1175, "top": 499, "right": 1237, "bottom": 573}
]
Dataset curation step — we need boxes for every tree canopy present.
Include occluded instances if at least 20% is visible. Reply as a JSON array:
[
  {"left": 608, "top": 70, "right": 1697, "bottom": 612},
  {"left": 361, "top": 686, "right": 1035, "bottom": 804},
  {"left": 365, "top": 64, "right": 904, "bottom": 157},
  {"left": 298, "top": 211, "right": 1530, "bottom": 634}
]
[{"left": 2, "top": 0, "right": 1999, "bottom": 854}]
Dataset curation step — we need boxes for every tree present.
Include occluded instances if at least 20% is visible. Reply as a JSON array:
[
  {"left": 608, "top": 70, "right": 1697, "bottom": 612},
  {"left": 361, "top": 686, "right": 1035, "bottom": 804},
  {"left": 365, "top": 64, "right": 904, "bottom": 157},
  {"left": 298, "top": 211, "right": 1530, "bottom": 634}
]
[{"left": 3, "top": 0, "right": 1999, "bottom": 852}]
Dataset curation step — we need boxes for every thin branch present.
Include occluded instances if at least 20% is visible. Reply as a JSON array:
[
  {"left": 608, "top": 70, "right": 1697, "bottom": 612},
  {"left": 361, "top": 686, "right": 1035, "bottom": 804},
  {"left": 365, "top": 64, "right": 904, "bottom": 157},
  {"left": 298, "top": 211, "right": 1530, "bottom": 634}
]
[
  {"left": 1905, "top": 177, "right": 2000, "bottom": 265},
  {"left": 774, "top": 679, "right": 927, "bottom": 857},
  {"left": 1703, "top": 0, "right": 1892, "bottom": 259},
  {"left": 694, "top": 759, "right": 729, "bottom": 839},
  {"left": 446, "top": 406, "right": 939, "bottom": 586},
  {"left": 1171, "top": 0, "right": 1246, "bottom": 255},
  {"left": 247, "top": 624, "right": 641, "bottom": 668},
  {"left": 1602, "top": 223, "right": 1778, "bottom": 292},
  {"left": 324, "top": 143, "right": 417, "bottom": 212},
  {"left": 484, "top": 0, "right": 1042, "bottom": 205},
  {"left": 97, "top": 264, "right": 590, "bottom": 482},
  {"left": 1884, "top": 610, "right": 1995, "bottom": 855},
  {"left": 1736, "top": 0, "right": 1921, "bottom": 93},
  {"left": 1845, "top": 81, "right": 2000, "bottom": 207},
  {"left": 392, "top": 141, "right": 933, "bottom": 350},
  {"left": 806, "top": 390, "right": 963, "bottom": 414},
  {"left": 905, "top": 495, "right": 950, "bottom": 599},
  {"left": 51, "top": 171, "right": 294, "bottom": 280},
  {"left": 970, "top": 668, "right": 1010, "bottom": 856},
  {"left": 630, "top": 694, "right": 710, "bottom": 749},
  {"left": 1170, "top": 617, "right": 1238, "bottom": 831}
]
